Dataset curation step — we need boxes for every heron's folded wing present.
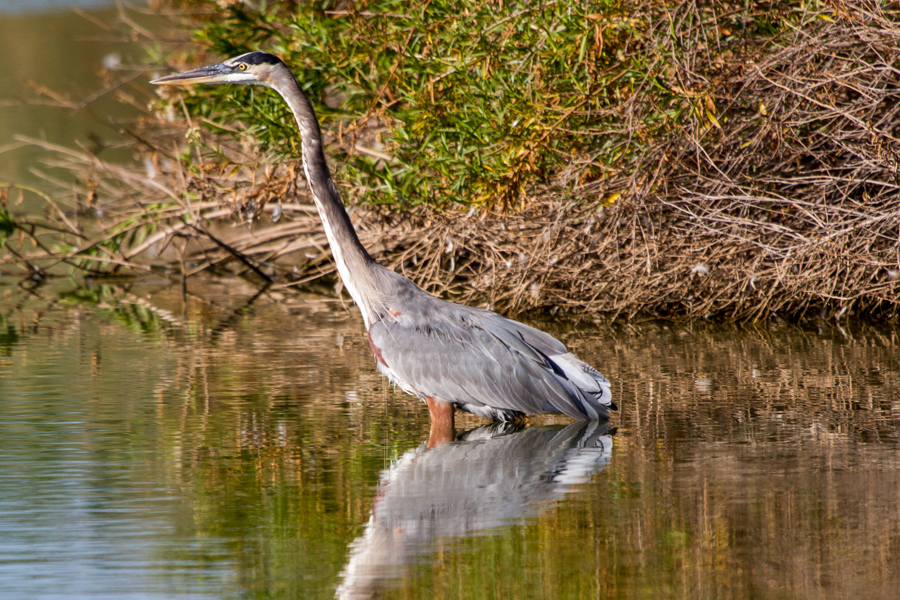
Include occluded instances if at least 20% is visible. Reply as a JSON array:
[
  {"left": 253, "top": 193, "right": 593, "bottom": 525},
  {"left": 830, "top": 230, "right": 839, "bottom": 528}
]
[{"left": 369, "top": 315, "right": 592, "bottom": 419}]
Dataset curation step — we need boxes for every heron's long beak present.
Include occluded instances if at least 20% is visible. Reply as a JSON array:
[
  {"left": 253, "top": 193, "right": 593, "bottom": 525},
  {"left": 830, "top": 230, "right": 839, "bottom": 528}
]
[{"left": 151, "top": 62, "right": 241, "bottom": 86}]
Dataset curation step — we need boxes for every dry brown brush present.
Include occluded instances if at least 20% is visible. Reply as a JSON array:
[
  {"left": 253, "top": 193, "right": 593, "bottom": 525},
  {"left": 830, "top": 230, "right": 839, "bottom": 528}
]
[
  {"left": 2, "top": 0, "right": 899, "bottom": 322},
  {"left": 443, "top": 0, "right": 900, "bottom": 322}
]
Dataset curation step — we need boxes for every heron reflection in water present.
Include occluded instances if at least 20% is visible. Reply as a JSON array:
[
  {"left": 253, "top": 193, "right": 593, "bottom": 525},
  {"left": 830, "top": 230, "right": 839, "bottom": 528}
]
[
  {"left": 153, "top": 53, "right": 615, "bottom": 442},
  {"left": 336, "top": 420, "right": 615, "bottom": 599}
]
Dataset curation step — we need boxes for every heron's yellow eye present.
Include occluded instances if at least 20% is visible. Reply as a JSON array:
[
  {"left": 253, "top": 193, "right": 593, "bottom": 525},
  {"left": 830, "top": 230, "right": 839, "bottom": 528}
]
[{"left": 238, "top": 64, "right": 247, "bottom": 71}]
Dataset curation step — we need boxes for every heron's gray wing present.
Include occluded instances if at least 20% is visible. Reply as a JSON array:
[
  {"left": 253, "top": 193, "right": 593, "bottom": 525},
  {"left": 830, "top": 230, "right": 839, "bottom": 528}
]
[
  {"left": 369, "top": 309, "right": 600, "bottom": 419},
  {"left": 485, "top": 312, "right": 613, "bottom": 408},
  {"left": 484, "top": 314, "right": 567, "bottom": 357}
]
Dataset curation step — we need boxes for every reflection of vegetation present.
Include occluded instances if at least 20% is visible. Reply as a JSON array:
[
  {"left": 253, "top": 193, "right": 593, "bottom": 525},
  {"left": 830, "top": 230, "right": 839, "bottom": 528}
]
[
  {"left": 3, "top": 278, "right": 900, "bottom": 598},
  {"left": 0, "top": 205, "right": 15, "bottom": 243},
  {"left": 0, "top": 315, "right": 18, "bottom": 356},
  {"left": 58, "top": 285, "right": 111, "bottom": 306},
  {"left": 58, "top": 285, "right": 171, "bottom": 337}
]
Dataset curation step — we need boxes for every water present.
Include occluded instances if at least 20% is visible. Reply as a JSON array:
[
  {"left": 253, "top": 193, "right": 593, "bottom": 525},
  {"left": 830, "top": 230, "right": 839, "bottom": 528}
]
[
  {"left": 1, "top": 275, "right": 898, "bottom": 599},
  {"left": 0, "top": 0, "right": 160, "bottom": 198}
]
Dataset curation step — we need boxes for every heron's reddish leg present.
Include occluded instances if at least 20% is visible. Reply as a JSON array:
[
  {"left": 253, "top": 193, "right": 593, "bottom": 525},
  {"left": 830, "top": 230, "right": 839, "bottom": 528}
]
[{"left": 425, "top": 396, "right": 455, "bottom": 449}]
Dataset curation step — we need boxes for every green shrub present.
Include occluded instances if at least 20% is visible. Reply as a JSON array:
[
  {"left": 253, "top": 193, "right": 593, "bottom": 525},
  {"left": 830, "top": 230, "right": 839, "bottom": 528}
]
[{"left": 166, "top": 0, "right": 650, "bottom": 209}]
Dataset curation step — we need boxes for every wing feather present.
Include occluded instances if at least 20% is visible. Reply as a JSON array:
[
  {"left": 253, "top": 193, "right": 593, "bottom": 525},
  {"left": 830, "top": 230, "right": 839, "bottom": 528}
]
[{"left": 369, "top": 305, "right": 610, "bottom": 420}]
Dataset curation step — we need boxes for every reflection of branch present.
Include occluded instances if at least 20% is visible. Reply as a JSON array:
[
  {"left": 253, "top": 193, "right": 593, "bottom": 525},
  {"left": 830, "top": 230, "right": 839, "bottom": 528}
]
[{"left": 207, "top": 282, "right": 273, "bottom": 344}]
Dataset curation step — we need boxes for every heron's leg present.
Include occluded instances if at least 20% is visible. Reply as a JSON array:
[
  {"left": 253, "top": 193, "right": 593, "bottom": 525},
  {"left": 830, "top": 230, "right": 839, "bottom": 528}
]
[{"left": 425, "top": 396, "right": 455, "bottom": 449}]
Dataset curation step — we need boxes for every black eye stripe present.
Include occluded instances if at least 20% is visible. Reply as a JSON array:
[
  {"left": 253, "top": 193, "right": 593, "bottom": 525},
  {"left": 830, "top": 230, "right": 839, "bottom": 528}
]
[{"left": 239, "top": 51, "right": 282, "bottom": 66}]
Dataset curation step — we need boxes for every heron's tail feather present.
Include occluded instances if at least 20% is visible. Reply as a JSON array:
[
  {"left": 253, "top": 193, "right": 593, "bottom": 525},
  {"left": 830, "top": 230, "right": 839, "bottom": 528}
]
[{"left": 551, "top": 353, "right": 616, "bottom": 417}]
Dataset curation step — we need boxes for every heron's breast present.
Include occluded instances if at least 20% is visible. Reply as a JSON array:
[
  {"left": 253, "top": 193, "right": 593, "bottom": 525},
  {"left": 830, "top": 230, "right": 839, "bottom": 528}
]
[{"left": 367, "top": 331, "right": 389, "bottom": 367}]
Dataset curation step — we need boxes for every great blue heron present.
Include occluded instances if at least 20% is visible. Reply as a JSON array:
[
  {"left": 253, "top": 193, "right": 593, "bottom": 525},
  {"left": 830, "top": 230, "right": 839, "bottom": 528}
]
[{"left": 152, "top": 52, "right": 615, "bottom": 438}]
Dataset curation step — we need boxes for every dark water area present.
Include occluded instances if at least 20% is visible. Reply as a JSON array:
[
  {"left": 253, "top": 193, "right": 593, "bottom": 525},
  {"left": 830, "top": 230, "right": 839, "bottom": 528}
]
[{"left": 1, "top": 275, "right": 898, "bottom": 599}]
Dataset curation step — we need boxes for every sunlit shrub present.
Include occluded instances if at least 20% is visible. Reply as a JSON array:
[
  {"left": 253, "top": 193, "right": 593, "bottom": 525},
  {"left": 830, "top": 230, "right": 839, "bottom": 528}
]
[{"left": 166, "top": 0, "right": 656, "bottom": 209}]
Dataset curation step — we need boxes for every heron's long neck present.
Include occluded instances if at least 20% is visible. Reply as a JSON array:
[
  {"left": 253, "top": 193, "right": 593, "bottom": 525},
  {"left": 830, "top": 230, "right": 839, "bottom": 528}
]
[{"left": 270, "top": 69, "right": 380, "bottom": 327}]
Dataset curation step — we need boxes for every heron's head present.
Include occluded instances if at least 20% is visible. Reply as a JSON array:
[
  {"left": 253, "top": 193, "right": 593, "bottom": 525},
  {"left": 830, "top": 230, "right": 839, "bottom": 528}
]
[{"left": 151, "top": 51, "right": 285, "bottom": 87}]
